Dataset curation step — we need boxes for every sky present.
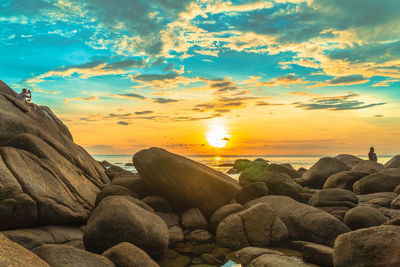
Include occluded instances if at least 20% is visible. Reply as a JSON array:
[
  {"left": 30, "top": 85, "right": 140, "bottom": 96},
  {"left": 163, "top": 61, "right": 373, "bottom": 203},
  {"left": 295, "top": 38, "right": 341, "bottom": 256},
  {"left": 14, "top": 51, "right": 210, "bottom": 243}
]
[{"left": 1, "top": 0, "right": 399, "bottom": 156}]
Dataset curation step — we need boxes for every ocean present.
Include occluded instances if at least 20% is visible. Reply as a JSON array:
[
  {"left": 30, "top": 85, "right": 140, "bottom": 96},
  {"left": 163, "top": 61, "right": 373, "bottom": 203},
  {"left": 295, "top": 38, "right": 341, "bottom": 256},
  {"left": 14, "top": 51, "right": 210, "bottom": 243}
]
[{"left": 93, "top": 154, "right": 393, "bottom": 179}]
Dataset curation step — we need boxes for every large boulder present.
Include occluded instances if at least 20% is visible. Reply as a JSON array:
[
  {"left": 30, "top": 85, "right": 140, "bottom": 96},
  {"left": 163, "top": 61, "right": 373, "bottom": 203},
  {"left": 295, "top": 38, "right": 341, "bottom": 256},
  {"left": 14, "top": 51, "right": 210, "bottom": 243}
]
[
  {"left": 265, "top": 163, "right": 299, "bottom": 178},
  {"left": 210, "top": 203, "right": 244, "bottom": 233},
  {"left": 308, "top": 189, "right": 357, "bottom": 218},
  {"left": 245, "top": 196, "right": 350, "bottom": 246},
  {"left": 334, "top": 225, "right": 400, "bottom": 267},
  {"left": 335, "top": 154, "right": 364, "bottom": 168},
  {"left": 385, "top": 155, "right": 400, "bottom": 169},
  {"left": 181, "top": 208, "right": 208, "bottom": 230},
  {"left": 2, "top": 226, "right": 84, "bottom": 250},
  {"left": 302, "top": 157, "right": 349, "bottom": 189},
  {"left": 343, "top": 206, "right": 387, "bottom": 230},
  {"left": 216, "top": 203, "right": 288, "bottom": 249},
  {"left": 302, "top": 243, "right": 333, "bottom": 267},
  {"left": 95, "top": 185, "right": 138, "bottom": 206},
  {"left": 111, "top": 173, "right": 151, "bottom": 198},
  {"left": 323, "top": 171, "right": 368, "bottom": 190},
  {"left": 351, "top": 160, "right": 385, "bottom": 174},
  {"left": 353, "top": 168, "right": 400, "bottom": 194},
  {"left": 0, "top": 233, "right": 49, "bottom": 267},
  {"left": 132, "top": 147, "right": 240, "bottom": 216},
  {"left": 32, "top": 244, "right": 115, "bottom": 267},
  {"left": 102, "top": 242, "right": 159, "bottom": 267},
  {"left": 0, "top": 82, "right": 108, "bottom": 230},
  {"left": 83, "top": 196, "right": 168, "bottom": 259},
  {"left": 358, "top": 192, "right": 398, "bottom": 208},
  {"left": 235, "top": 182, "right": 269, "bottom": 205}
]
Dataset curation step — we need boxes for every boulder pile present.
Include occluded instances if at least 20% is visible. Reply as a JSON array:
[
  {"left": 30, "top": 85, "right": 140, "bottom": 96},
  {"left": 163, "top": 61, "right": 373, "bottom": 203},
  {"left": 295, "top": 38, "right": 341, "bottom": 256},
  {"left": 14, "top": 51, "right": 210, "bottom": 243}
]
[{"left": 2, "top": 80, "right": 400, "bottom": 266}]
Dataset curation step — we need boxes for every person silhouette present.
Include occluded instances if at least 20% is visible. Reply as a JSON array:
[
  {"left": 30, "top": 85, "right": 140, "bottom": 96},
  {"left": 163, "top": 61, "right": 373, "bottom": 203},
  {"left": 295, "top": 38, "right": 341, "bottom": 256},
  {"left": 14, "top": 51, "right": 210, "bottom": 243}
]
[
  {"left": 368, "top": 147, "right": 377, "bottom": 162},
  {"left": 17, "top": 88, "right": 36, "bottom": 110}
]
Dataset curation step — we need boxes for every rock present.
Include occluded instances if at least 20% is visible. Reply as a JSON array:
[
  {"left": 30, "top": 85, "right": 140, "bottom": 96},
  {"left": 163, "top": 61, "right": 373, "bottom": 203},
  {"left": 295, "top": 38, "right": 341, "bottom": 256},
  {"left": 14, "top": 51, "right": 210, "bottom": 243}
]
[
  {"left": 32, "top": 244, "right": 115, "bottom": 267},
  {"left": 245, "top": 196, "right": 350, "bottom": 246},
  {"left": 156, "top": 212, "right": 180, "bottom": 228},
  {"left": 238, "top": 160, "right": 269, "bottom": 186},
  {"left": 132, "top": 147, "right": 240, "bottom": 216},
  {"left": 383, "top": 217, "right": 400, "bottom": 226},
  {"left": 248, "top": 253, "right": 308, "bottom": 267},
  {"left": 343, "top": 206, "right": 387, "bottom": 230},
  {"left": 335, "top": 154, "right": 363, "bottom": 169},
  {"left": 351, "top": 160, "right": 385, "bottom": 174},
  {"left": 210, "top": 204, "right": 244, "bottom": 233},
  {"left": 394, "top": 184, "right": 400, "bottom": 194},
  {"left": 227, "top": 168, "right": 239, "bottom": 174},
  {"left": 308, "top": 189, "right": 357, "bottom": 217},
  {"left": 353, "top": 168, "right": 400, "bottom": 194},
  {"left": 111, "top": 173, "right": 151, "bottom": 198},
  {"left": 105, "top": 165, "right": 128, "bottom": 179},
  {"left": 390, "top": 194, "right": 400, "bottom": 209},
  {"left": 228, "top": 247, "right": 285, "bottom": 266},
  {"left": 186, "top": 229, "right": 213, "bottom": 243},
  {"left": 95, "top": 185, "right": 138, "bottom": 206},
  {"left": 358, "top": 192, "right": 398, "bottom": 208},
  {"left": 0, "top": 83, "right": 109, "bottom": 230},
  {"left": 2, "top": 226, "right": 84, "bottom": 250},
  {"left": 302, "top": 243, "right": 333, "bottom": 267},
  {"left": 103, "top": 242, "right": 159, "bottom": 267},
  {"left": 233, "top": 159, "right": 252, "bottom": 172},
  {"left": 83, "top": 196, "right": 168, "bottom": 259},
  {"left": 181, "top": 208, "right": 208, "bottom": 230},
  {"left": 323, "top": 171, "right": 368, "bottom": 190},
  {"left": 158, "top": 249, "right": 191, "bottom": 267},
  {"left": 235, "top": 182, "right": 269, "bottom": 205},
  {"left": 265, "top": 163, "right": 299, "bottom": 178},
  {"left": 302, "top": 157, "right": 349, "bottom": 189},
  {"left": 169, "top": 226, "right": 184, "bottom": 244},
  {"left": 142, "top": 196, "right": 171, "bottom": 213},
  {"left": 385, "top": 155, "right": 400, "bottom": 169},
  {"left": 297, "top": 167, "right": 307, "bottom": 176},
  {"left": 334, "top": 225, "right": 400, "bottom": 267},
  {"left": 216, "top": 203, "right": 288, "bottom": 249},
  {"left": 0, "top": 233, "right": 49, "bottom": 267},
  {"left": 174, "top": 241, "right": 215, "bottom": 256}
]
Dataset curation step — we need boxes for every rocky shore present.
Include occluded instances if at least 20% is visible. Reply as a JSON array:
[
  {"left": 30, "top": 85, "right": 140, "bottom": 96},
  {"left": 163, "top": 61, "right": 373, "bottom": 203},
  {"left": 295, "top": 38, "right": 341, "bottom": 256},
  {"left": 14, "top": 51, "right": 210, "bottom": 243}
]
[{"left": 1, "top": 80, "right": 400, "bottom": 266}]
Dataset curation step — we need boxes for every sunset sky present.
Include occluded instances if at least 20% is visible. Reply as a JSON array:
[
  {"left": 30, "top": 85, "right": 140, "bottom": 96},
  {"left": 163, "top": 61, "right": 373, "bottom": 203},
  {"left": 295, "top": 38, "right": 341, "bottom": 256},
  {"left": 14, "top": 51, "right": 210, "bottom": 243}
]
[{"left": 1, "top": 0, "right": 399, "bottom": 155}]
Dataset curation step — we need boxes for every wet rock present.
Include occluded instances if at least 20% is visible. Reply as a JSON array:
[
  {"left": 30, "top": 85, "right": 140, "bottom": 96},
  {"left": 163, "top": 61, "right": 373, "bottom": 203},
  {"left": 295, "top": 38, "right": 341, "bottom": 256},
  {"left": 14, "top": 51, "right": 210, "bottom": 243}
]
[
  {"left": 334, "top": 225, "right": 400, "bottom": 267},
  {"left": 132, "top": 147, "right": 240, "bottom": 216},
  {"left": 103, "top": 242, "right": 159, "bottom": 267}
]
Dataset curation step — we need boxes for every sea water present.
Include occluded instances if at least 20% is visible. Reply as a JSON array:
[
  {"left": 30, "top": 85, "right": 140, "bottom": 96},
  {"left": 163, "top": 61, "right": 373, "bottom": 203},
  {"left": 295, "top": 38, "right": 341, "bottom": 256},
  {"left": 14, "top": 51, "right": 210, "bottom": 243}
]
[{"left": 93, "top": 154, "right": 392, "bottom": 179}]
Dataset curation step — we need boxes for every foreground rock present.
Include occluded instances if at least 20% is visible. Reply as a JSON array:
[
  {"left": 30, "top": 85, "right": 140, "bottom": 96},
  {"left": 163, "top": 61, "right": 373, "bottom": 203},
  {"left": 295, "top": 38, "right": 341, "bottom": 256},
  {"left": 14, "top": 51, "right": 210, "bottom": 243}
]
[
  {"left": 308, "top": 188, "right": 357, "bottom": 218},
  {"left": 334, "top": 225, "right": 400, "bottom": 267},
  {"left": 103, "top": 242, "right": 159, "bottom": 267},
  {"left": 216, "top": 203, "right": 288, "bottom": 249},
  {"left": 301, "top": 157, "right": 349, "bottom": 189},
  {"left": 210, "top": 203, "right": 244, "bottom": 233},
  {"left": 246, "top": 196, "right": 350, "bottom": 245},
  {"left": 83, "top": 196, "right": 168, "bottom": 259},
  {"left": 32, "top": 244, "right": 115, "bottom": 267},
  {"left": 302, "top": 243, "right": 333, "bottom": 267},
  {"left": 0, "top": 82, "right": 108, "bottom": 230},
  {"left": 2, "top": 225, "right": 84, "bottom": 250},
  {"left": 323, "top": 171, "right": 367, "bottom": 190},
  {"left": 132, "top": 147, "right": 240, "bottom": 216},
  {"left": 353, "top": 168, "right": 400, "bottom": 194},
  {"left": 343, "top": 206, "right": 387, "bottom": 230},
  {"left": 0, "top": 233, "right": 49, "bottom": 266}
]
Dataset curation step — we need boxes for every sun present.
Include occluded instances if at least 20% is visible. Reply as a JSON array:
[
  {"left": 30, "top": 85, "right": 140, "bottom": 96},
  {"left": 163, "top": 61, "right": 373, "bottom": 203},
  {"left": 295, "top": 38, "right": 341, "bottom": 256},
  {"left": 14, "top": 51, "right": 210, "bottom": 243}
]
[{"left": 206, "top": 126, "right": 230, "bottom": 148}]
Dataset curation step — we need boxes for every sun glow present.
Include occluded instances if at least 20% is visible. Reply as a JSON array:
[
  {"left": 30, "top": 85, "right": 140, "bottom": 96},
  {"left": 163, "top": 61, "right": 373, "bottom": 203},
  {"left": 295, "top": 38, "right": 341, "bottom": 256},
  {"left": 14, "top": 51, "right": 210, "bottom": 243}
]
[{"left": 206, "top": 125, "right": 230, "bottom": 148}]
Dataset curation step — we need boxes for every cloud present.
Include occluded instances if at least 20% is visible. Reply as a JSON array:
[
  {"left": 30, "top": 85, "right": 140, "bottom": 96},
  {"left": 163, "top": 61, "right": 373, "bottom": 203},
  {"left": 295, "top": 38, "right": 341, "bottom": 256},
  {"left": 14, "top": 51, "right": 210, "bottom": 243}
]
[
  {"left": 106, "top": 113, "right": 132, "bottom": 119},
  {"left": 374, "top": 114, "right": 384, "bottom": 118},
  {"left": 111, "top": 93, "right": 147, "bottom": 100},
  {"left": 152, "top": 97, "right": 179, "bottom": 104},
  {"left": 117, "top": 121, "right": 129, "bottom": 125},
  {"left": 311, "top": 75, "right": 369, "bottom": 88},
  {"left": 244, "top": 75, "right": 308, "bottom": 88},
  {"left": 64, "top": 96, "right": 99, "bottom": 104},
  {"left": 135, "top": 110, "right": 154, "bottom": 115},
  {"left": 293, "top": 94, "right": 387, "bottom": 111}
]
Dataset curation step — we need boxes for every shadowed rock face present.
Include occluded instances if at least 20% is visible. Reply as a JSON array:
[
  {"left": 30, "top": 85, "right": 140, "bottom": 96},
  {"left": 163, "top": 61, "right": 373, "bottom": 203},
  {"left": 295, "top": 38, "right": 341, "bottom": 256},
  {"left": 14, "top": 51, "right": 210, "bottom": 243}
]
[
  {"left": 132, "top": 147, "right": 240, "bottom": 217},
  {"left": 0, "top": 81, "right": 109, "bottom": 230}
]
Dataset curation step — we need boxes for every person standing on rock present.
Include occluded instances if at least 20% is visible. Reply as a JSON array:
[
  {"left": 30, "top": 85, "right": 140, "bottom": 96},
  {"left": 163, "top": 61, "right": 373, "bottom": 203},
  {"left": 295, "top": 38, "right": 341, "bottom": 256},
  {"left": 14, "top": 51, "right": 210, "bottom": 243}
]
[
  {"left": 368, "top": 147, "right": 377, "bottom": 162},
  {"left": 17, "top": 88, "right": 36, "bottom": 110}
]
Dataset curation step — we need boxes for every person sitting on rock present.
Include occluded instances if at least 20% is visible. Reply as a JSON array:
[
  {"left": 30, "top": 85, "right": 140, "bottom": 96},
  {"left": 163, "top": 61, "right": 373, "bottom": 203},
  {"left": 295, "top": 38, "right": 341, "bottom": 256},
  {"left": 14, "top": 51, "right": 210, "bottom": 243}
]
[
  {"left": 17, "top": 88, "right": 36, "bottom": 110},
  {"left": 368, "top": 147, "right": 377, "bottom": 162}
]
